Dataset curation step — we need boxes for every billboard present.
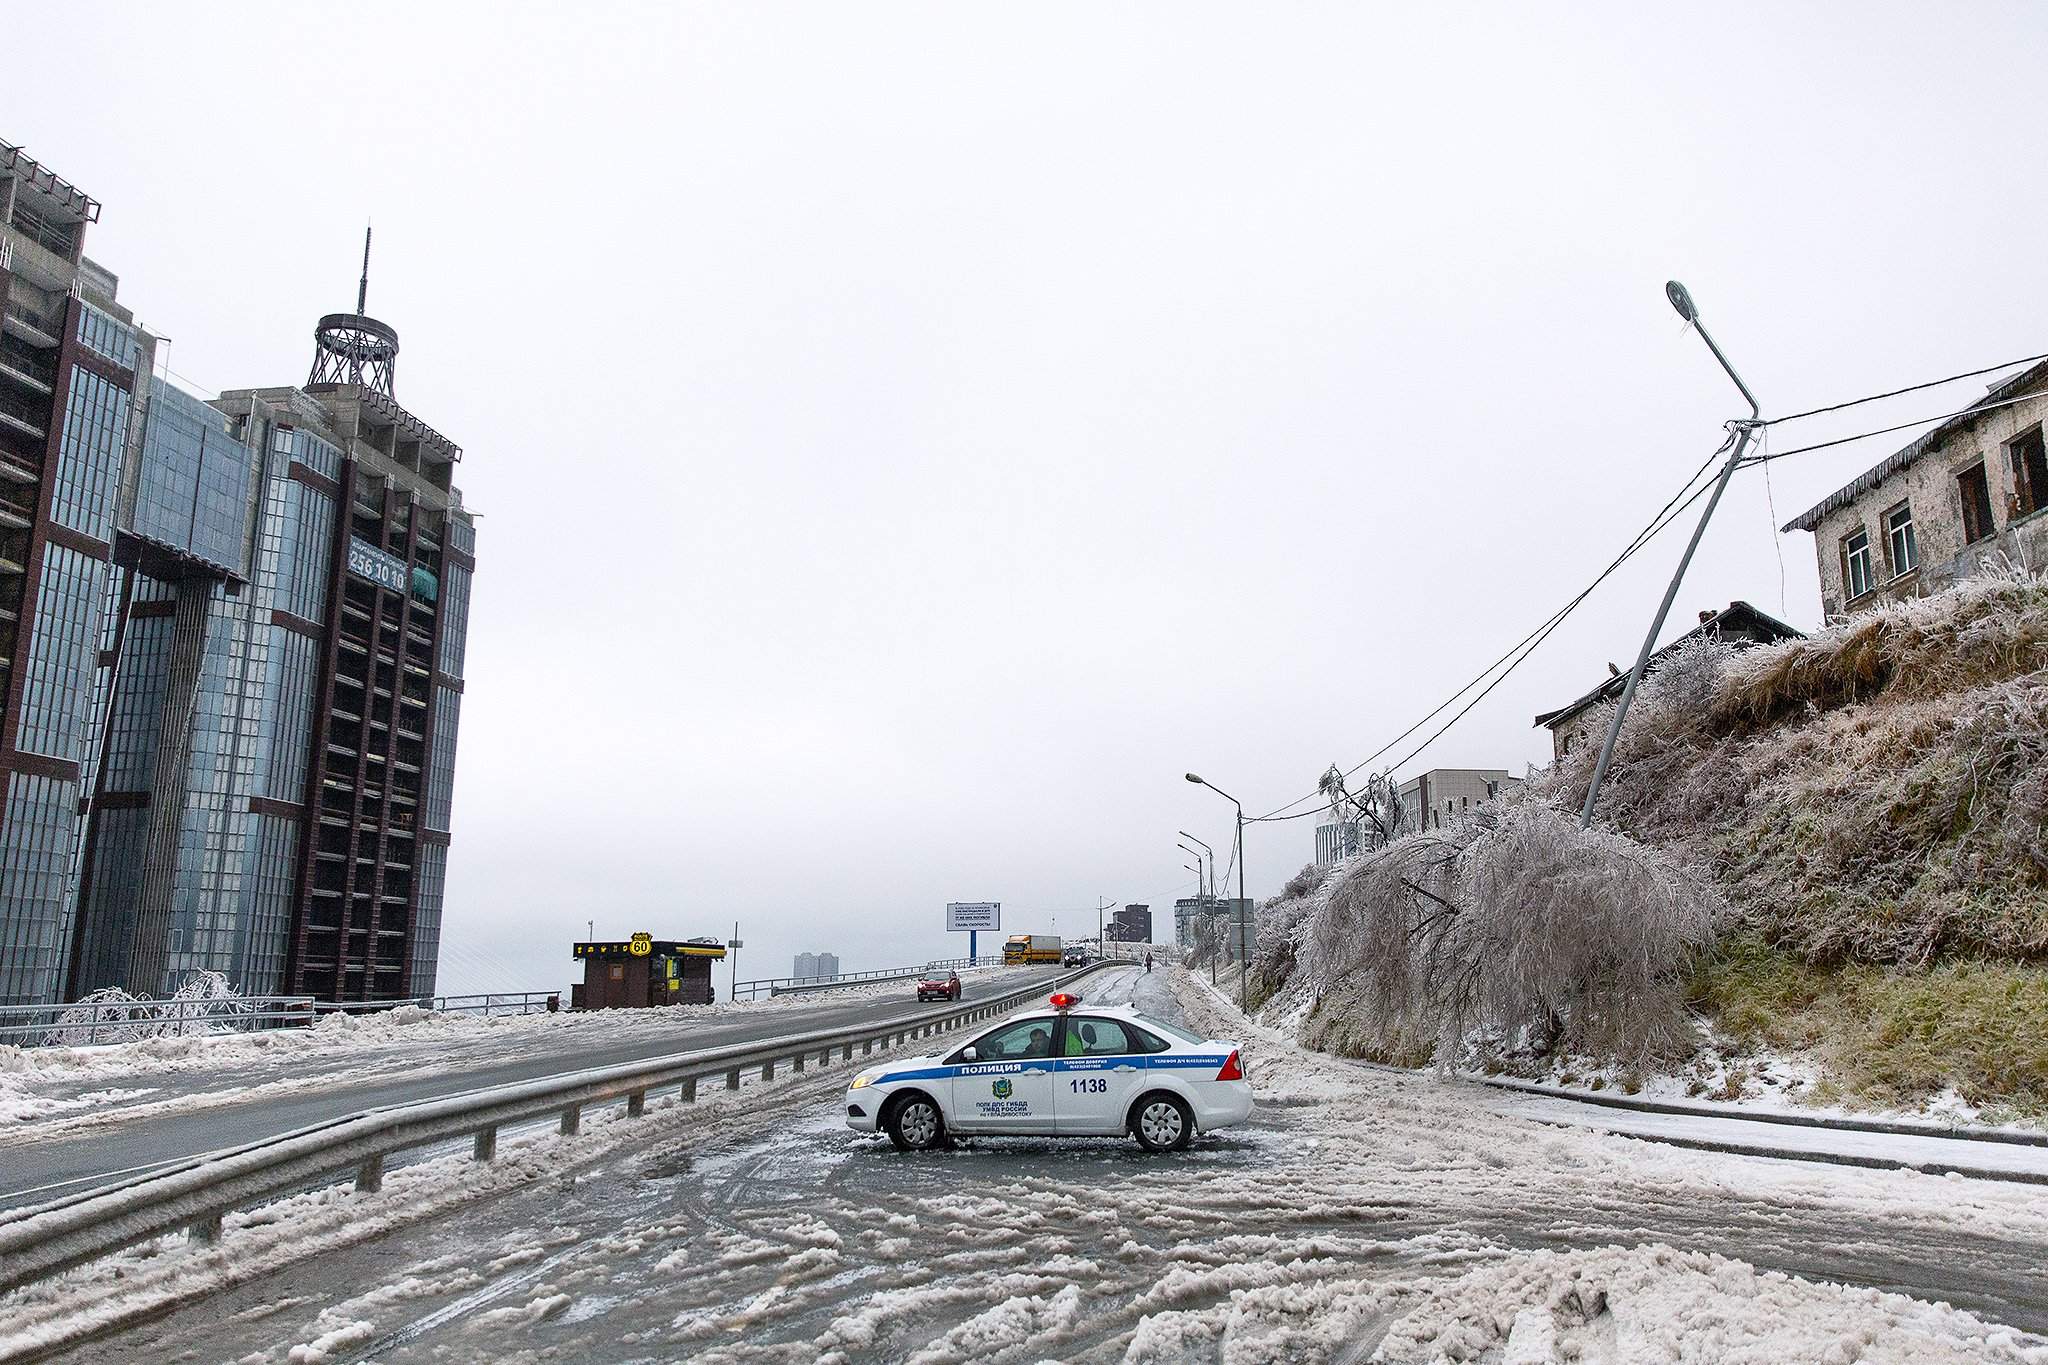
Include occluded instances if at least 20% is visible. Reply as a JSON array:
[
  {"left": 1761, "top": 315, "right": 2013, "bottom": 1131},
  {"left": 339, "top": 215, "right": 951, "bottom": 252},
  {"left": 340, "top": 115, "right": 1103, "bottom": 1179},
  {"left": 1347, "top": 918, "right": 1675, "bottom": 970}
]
[
  {"left": 946, "top": 901, "right": 1000, "bottom": 932},
  {"left": 347, "top": 536, "right": 411, "bottom": 594}
]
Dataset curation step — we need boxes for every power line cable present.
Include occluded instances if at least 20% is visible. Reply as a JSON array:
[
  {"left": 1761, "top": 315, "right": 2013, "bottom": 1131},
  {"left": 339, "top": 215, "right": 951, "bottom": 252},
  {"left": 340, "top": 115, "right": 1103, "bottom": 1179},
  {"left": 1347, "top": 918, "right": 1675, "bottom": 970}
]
[
  {"left": 1744, "top": 389, "right": 2047, "bottom": 467},
  {"left": 1241, "top": 351, "right": 2047, "bottom": 832},
  {"left": 1375, "top": 474, "right": 1721, "bottom": 780},
  {"left": 1246, "top": 437, "right": 1731, "bottom": 825},
  {"left": 1759, "top": 425, "right": 1787, "bottom": 617},
  {"left": 1760, "top": 351, "right": 2048, "bottom": 429}
]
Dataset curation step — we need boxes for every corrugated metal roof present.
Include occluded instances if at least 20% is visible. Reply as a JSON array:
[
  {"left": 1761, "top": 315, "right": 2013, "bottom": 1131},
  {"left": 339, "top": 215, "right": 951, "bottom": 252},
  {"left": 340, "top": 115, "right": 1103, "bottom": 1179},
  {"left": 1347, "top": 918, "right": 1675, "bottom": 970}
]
[{"left": 1782, "top": 360, "right": 2048, "bottom": 533}]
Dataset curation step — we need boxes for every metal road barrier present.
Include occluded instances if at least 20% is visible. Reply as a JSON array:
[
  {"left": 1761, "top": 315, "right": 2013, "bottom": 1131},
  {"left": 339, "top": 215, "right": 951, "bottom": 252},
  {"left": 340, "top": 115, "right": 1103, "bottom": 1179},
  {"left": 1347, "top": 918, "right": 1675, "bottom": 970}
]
[
  {"left": 0, "top": 961, "right": 1120, "bottom": 1296},
  {"left": 731, "top": 954, "right": 1008, "bottom": 1001}
]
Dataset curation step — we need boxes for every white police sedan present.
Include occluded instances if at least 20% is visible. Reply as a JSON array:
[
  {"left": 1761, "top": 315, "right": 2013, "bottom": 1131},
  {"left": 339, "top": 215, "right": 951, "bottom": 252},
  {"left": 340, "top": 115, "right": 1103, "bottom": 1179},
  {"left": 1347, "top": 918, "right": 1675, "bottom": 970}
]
[{"left": 845, "top": 992, "right": 1251, "bottom": 1152}]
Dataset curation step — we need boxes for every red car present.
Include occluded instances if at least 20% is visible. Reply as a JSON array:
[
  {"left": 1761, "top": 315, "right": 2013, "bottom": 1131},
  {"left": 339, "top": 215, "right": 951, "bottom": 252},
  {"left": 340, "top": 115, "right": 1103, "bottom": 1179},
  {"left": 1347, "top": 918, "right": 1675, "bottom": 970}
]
[{"left": 917, "top": 971, "right": 962, "bottom": 1002}]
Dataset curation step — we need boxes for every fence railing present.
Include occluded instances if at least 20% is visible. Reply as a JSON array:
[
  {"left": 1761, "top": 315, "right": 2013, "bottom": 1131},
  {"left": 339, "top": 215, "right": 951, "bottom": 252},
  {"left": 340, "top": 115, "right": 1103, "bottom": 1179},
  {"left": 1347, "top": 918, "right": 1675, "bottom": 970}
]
[
  {"left": 0, "top": 996, "right": 315, "bottom": 1049},
  {"left": 731, "top": 954, "right": 1010, "bottom": 1001},
  {"left": 0, "top": 961, "right": 1117, "bottom": 1296},
  {"left": 310, "top": 992, "right": 561, "bottom": 1020},
  {"left": 1, "top": 991, "right": 567, "bottom": 1050}
]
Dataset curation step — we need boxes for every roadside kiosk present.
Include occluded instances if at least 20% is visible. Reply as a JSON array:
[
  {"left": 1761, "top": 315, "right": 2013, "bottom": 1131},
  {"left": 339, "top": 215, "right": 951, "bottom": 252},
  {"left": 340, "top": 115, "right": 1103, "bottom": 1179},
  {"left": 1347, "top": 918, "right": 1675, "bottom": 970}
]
[{"left": 571, "top": 933, "right": 727, "bottom": 1008}]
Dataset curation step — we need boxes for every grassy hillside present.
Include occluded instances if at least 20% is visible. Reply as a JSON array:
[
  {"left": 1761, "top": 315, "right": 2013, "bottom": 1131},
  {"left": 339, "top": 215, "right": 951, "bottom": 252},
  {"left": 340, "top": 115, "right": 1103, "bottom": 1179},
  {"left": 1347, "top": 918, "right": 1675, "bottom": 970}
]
[{"left": 1268, "top": 569, "right": 2048, "bottom": 1116}]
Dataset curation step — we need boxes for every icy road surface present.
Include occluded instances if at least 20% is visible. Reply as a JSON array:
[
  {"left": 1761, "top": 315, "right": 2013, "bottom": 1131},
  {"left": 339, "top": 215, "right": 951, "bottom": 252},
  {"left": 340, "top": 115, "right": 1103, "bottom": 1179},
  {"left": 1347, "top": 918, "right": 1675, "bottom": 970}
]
[
  {"left": 0, "top": 966, "right": 1068, "bottom": 1210},
  {"left": 11, "top": 966, "right": 2048, "bottom": 1364}
]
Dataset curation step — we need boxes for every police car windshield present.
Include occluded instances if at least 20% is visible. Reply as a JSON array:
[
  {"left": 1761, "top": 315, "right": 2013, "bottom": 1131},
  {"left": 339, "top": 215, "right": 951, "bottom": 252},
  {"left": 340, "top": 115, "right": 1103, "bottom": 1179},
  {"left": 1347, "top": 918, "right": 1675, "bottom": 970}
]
[{"left": 1134, "top": 1013, "right": 1206, "bottom": 1046}]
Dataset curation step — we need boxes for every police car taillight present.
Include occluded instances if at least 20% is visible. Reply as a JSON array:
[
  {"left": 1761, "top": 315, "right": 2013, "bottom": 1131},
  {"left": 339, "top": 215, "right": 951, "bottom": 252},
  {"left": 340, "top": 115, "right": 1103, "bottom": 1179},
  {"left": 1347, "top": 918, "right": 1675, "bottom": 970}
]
[
  {"left": 1216, "top": 1050, "right": 1244, "bottom": 1082},
  {"left": 1048, "top": 993, "right": 1080, "bottom": 1010}
]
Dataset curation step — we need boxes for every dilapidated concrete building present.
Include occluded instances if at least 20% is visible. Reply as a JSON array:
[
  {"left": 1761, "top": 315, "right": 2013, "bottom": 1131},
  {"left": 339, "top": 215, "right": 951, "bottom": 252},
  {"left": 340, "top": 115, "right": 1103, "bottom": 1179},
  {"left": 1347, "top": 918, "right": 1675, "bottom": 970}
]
[
  {"left": 1534, "top": 602, "right": 1801, "bottom": 764},
  {"left": 1783, "top": 362, "right": 2048, "bottom": 620}
]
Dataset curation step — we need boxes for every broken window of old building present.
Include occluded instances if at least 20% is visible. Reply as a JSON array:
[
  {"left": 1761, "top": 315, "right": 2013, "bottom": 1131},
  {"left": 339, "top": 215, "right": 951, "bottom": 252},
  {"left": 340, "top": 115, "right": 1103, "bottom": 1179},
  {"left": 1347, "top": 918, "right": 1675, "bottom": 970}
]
[
  {"left": 1959, "top": 462, "right": 1996, "bottom": 544},
  {"left": 2011, "top": 426, "right": 2048, "bottom": 517}
]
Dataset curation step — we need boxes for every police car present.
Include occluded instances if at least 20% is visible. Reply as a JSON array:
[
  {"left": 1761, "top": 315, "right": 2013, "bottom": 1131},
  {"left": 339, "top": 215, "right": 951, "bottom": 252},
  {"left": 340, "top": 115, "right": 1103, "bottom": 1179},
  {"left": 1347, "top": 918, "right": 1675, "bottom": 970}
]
[{"left": 844, "top": 992, "right": 1251, "bottom": 1152}]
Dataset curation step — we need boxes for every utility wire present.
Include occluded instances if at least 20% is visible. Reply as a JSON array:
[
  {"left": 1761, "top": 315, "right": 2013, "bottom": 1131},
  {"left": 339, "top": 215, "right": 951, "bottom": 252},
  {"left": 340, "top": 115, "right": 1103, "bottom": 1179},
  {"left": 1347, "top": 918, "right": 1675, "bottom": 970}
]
[
  {"left": 1742, "top": 388, "right": 2047, "bottom": 467},
  {"left": 1759, "top": 425, "right": 1787, "bottom": 617},
  {"left": 1374, "top": 473, "right": 1720, "bottom": 781},
  {"left": 1242, "top": 351, "right": 2047, "bottom": 831},
  {"left": 1759, "top": 350, "right": 2048, "bottom": 429},
  {"left": 1246, "top": 437, "right": 1731, "bottom": 825}
]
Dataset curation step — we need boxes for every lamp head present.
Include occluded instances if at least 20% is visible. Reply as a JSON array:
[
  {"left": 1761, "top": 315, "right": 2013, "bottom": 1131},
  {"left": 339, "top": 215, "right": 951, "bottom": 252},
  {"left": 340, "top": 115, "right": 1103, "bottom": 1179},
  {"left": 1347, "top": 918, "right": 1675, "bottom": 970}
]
[
  {"left": 1665, "top": 280, "right": 1698, "bottom": 323},
  {"left": 1184, "top": 773, "right": 1204, "bottom": 785}
]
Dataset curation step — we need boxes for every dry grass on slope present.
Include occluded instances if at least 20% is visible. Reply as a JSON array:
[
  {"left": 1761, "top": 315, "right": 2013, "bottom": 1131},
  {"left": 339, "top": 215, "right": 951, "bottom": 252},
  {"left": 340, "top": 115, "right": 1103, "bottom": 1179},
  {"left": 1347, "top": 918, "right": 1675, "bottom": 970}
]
[
  {"left": 1544, "top": 568, "right": 2048, "bottom": 969},
  {"left": 1715, "top": 569, "right": 2048, "bottom": 726}
]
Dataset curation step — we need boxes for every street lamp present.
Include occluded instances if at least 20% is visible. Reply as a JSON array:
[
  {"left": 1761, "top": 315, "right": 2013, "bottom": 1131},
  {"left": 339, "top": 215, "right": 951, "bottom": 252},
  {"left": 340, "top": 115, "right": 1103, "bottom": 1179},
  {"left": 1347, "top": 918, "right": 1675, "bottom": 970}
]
[
  {"left": 1176, "top": 841, "right": 1207, "bottom": 901},
  {"left": 1178, "top": 831, "right": 1214, "bottom": 906},
  {"left": 1581, "top": 282, "right": 1764, "bottom": 826},
  {"left": 1183, "top": 861, "right": 1210, "bottom": 982},
  {"left": 1186, "top": 773, "right": 1248, "bottom": 1013}
]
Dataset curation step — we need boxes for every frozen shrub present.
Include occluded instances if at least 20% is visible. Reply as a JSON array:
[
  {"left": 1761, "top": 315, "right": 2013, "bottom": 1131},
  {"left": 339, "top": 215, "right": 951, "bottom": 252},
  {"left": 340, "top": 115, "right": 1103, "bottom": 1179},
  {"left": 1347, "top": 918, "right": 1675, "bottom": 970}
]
[
  {"left": 1302, "top": 799, "right": 1723, "bottom": 1070},
  {"left": 40, "top": 970, "right": 256, "bottom": 1047},
  {"left": 1247, "top": 862, "right": 1333, "bottom": 1007},
  {"left": 1540, "top": 637, "right": 1744, "bottom": 839},
  {"left": 42, "top": 987, "right": 155, "bottom": 1048}
]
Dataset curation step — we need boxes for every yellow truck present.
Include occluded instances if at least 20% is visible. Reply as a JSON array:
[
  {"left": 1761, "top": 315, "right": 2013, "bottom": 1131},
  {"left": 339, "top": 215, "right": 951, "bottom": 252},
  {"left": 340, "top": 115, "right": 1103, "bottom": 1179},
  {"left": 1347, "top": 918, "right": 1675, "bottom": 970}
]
[{"left": 1002, "top": 933, "right": 1062, "bottom": 965}]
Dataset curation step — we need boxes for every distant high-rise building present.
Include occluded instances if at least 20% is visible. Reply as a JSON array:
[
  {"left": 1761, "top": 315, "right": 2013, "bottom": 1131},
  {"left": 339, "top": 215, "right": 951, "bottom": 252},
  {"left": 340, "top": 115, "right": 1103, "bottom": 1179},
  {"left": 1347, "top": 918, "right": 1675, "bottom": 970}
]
[
  {"left": 1396, "top": 769, "right": 1517, "bottom": 833},
  {"left": 1109, "top": 904, "right": 1151, "bottom": 943},
  {"left": 793, "top": 951, "right": 840, "bottom": 982},
  {"left": 0, "top": 138, "right": 476, "bottom": 1006},
  {"left": 1313, "top": 819, "right": 1360, "bottom": 868}
]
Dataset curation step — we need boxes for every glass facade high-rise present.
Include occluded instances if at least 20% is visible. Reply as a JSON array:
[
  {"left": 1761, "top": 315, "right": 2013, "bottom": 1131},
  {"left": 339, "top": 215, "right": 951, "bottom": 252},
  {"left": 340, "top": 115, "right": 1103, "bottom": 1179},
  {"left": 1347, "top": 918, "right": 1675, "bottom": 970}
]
[{"left": 0, "top": 136, "right": 478, "bottom": 1007}]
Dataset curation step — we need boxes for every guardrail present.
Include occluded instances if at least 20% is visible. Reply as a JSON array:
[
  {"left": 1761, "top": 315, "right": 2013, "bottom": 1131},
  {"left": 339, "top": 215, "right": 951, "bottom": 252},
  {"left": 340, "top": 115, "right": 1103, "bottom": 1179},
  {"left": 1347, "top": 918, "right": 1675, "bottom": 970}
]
[
  {"left": 0, "top": 961, "right": 1119, "bottom": 1296},
  {"left": 731, "top": 954, "right": 1008, "bottom": 1001}
]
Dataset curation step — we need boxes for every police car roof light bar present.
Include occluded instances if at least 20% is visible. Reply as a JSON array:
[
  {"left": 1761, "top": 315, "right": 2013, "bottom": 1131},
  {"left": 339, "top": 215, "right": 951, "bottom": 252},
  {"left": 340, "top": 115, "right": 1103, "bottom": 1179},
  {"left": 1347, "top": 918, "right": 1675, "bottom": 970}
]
[{"left": 1048, "top": 993, "right": 1080, "bottom": 1010}]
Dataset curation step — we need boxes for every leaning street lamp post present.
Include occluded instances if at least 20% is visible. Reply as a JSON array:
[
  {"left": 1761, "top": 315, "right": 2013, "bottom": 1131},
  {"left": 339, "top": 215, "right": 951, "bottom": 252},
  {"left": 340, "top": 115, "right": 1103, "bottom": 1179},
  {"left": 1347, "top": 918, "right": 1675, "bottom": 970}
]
[
  {"left": 1186, "top": 773, "right": 1248, "bottom": 1013},
  {"left": 1581, "top": 281, "right": 1764, "bottom": 828}
]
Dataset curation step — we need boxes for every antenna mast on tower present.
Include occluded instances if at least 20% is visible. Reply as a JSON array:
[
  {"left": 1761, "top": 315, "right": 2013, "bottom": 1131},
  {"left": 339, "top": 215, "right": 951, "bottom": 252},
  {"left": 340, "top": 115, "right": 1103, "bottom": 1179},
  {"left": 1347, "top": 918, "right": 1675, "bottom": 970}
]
[
  {"left": 357, "top": 224, "right": 372, "bottom": 315},
  {"left": 309, "top": 223, "right": 400, "bottom": 396}
]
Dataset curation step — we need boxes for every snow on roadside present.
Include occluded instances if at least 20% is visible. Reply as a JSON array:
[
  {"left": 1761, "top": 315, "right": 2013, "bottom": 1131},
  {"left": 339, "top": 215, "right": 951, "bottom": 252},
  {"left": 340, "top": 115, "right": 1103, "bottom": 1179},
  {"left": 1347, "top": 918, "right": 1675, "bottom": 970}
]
[
  {"left": 17, "top": 963, "right": 2048, "bottom": 1364},
  {"left": 1161, "top": 967, "right": 2048, "bottom": 1361},
  {"left": 0, "top": 967, "right": 1021, "bottom": 1130},
  {"left": 1259, "top": 966, "right": 2040, "bottom": 1135},
  {"left": 0, "top": 1011, "right": 993, "bottom": 1364},
  {"left": 1373, "top": 1242, "right": 2048, "bottom": 1365}
]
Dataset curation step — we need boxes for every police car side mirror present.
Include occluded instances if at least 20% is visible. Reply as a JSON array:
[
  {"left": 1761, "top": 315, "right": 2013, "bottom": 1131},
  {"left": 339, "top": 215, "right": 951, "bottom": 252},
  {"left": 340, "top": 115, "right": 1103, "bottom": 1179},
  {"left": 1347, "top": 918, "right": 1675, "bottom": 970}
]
[{"left": 959, "top": 1046, "right": 978, "bottom": 1062}]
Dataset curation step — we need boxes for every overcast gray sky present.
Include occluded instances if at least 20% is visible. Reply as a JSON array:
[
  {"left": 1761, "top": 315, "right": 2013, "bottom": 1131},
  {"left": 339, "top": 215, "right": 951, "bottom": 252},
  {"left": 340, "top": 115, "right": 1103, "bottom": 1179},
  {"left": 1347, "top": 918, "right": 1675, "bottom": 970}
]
[{"left": 15, "top": 3, "right": 2048, "bottom": 991}]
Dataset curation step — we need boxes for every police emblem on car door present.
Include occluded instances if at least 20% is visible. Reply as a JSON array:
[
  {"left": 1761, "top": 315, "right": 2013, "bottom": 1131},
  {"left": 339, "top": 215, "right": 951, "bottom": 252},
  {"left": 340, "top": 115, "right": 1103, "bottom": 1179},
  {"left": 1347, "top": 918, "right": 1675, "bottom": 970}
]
[{"left": 946, "top": 1017, "right": 1058, "bottom": 1132}]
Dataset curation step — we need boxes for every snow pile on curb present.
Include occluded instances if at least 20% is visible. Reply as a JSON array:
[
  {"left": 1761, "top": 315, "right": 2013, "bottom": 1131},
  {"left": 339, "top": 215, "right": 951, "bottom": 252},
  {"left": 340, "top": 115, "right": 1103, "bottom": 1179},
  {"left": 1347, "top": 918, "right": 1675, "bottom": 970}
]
[
  {"left": 0, "top": 1005, "right": 1008, "bottom": 1362},
  {"left": 1374, "top": 1242, "right": 2048, "bottom": 1364}
]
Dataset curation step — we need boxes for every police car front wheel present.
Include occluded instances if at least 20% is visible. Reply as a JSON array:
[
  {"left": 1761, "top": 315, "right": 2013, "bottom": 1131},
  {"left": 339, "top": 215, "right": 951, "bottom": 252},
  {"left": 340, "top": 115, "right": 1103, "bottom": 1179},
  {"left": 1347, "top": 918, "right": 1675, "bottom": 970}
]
[
  {"left": 886, "top": 1094, "right": 947, "bottom": 1151},
  {"left": 1132, "top": 1093, "right": 1193, "bottom": 1152}
]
